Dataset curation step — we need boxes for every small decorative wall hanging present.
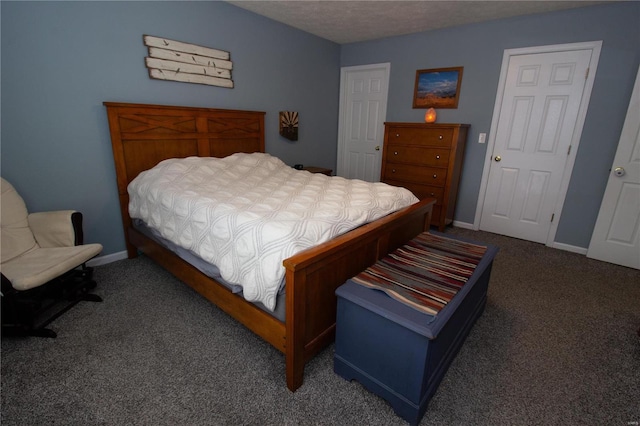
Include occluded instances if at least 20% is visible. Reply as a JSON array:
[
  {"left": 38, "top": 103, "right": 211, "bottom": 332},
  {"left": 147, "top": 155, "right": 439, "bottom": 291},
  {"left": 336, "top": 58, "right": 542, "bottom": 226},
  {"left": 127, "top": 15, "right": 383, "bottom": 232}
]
[
  {"left": 143, "top": 35, "right": 233, "bottom": 88},
  {"left": 413, "top": 67, "right": 463, "bottom": 109},
  {"left": 279, "top": 111, "right": 299, "bottom": 141}
]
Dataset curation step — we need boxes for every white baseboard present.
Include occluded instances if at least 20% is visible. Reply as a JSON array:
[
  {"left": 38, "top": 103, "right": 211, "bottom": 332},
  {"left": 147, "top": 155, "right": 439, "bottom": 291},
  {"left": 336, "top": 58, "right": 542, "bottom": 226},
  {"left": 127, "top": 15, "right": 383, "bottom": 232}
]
[
  {"left": 452, "top": 220, "right": 474, "bottom": 230},
  {"left": 87, "top": 250, "right": 128, "bottom": 267},
  {"left": 450, "top": 221, "right": 588, "bottom": 255},
  {"left": 85, "top": 229, "right": 588, "bottom": 268},
  {"left": 550, "top": 242, "right": 588, "bottom": 255}
]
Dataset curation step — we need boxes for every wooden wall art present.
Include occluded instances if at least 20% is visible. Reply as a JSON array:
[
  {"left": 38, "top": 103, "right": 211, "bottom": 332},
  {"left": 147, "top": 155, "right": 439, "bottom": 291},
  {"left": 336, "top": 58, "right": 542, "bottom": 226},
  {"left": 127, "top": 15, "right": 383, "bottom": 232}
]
[
  {"left": 279, "top": 111, "right": 299, "bottom": 141},
  {"left": 143, "top": 35, "right": 233, "bottom": 88}
]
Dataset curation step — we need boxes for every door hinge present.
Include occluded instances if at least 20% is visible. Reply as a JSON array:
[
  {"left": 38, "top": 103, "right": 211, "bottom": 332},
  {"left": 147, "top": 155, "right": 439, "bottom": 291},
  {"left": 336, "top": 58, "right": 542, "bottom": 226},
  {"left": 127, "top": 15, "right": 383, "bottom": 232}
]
[
  {"left": 551, "top": 213, "right": 555, "bottom": 223},
  {"left": 585, "top": 67, "right": 589, "bottom": 80},
  {"left": 568, "top": 145, "right": 572, "bottom": 156}
]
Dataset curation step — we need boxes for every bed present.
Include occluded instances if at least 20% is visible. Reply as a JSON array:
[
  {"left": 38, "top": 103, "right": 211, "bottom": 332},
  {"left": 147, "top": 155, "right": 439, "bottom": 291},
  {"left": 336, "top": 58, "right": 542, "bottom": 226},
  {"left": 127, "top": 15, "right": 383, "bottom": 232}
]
[{"left": 104, "top": 102, "right": 435, "bottom": 391}]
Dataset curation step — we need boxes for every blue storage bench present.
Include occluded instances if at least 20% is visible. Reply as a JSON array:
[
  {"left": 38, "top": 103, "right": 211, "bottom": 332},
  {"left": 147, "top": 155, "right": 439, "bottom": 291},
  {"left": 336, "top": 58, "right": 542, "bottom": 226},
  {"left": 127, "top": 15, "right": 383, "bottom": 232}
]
[{"left": 334, "top": 231, "right": 498, "bottom": 426}]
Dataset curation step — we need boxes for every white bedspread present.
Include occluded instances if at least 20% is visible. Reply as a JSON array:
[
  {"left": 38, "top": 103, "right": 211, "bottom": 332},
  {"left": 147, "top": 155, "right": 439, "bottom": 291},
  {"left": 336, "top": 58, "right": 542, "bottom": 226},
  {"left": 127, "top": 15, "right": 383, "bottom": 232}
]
[{"left": 128, "top": 153, "right": 418, "bottom": 311}]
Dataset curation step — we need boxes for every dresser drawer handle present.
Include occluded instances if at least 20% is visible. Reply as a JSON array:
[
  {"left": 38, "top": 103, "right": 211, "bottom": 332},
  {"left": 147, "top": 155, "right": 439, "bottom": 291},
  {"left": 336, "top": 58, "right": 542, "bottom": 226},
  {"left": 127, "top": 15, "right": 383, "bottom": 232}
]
[
  {"left": 396, "top": 133, "right": 400, "bottom": 137},
  {"left": 439, "top": 135, "right": 443, "bottom": 140},
  {"left": 430, "top": 192, "right": 435, "bottom": 196},
  {"left": 436, "top": 155, "right": 440, "bottom": 159},
  {"left": 433, "top": 174, "right": 437, "bottom": 178},
  {"left": 392, "top": 169, "right": 396, "bottom": 173},
  {"left": 394, "top": 151, "right": 398, "bottom": 155}
]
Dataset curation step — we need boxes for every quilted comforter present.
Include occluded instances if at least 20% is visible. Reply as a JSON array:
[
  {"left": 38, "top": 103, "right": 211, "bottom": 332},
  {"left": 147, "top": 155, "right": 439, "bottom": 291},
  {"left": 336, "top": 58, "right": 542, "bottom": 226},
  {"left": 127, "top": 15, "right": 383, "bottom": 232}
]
[{"left": 128, "top": 153, "right": 419, "bottom": 311}]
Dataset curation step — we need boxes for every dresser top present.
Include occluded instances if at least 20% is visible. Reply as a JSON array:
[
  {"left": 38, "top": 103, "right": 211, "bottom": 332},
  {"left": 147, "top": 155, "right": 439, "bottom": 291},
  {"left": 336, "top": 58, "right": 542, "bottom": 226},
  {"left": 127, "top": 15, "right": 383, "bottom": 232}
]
[{"left": 384, "top": 122, "right": 470, "bottom": 128}]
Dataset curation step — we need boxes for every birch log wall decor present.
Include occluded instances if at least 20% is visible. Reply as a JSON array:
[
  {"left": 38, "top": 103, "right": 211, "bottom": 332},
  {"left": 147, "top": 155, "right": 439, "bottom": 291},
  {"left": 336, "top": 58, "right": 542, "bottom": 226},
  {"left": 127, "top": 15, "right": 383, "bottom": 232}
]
[{"left": 143, "top": 35, "right": 233, "bottom": 88}]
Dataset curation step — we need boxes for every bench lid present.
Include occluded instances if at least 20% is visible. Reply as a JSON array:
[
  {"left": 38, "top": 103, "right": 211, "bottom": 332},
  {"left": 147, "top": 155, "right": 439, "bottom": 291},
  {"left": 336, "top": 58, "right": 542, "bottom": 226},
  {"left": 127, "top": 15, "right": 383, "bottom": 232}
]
[{"left": 337, "top": 236, "right": 498, "bottom": 339}]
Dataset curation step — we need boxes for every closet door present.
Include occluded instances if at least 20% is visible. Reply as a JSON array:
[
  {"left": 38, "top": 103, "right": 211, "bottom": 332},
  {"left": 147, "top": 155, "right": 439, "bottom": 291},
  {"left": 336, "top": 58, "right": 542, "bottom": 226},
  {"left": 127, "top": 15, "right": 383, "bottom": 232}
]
[{"left": 587, "top": 67, "right": 640, "bottom": 269}]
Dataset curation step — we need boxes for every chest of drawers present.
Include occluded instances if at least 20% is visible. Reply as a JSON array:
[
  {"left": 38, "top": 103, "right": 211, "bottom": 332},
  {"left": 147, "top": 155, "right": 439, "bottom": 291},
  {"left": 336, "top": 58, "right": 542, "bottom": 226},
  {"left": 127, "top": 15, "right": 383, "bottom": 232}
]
[{"left": 381, "top": 123, "right": 469, "bottom": 231}]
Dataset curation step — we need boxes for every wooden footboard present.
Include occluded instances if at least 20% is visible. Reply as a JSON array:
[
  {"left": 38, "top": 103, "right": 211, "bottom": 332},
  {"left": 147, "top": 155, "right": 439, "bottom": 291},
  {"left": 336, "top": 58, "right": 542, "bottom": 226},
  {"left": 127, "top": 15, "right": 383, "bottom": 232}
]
[
  {"left": 104, "top": 101, "right": 434, "bottom": 392},
  {"left": 283, "top": 198, "right": 433, "bottom": 390}
]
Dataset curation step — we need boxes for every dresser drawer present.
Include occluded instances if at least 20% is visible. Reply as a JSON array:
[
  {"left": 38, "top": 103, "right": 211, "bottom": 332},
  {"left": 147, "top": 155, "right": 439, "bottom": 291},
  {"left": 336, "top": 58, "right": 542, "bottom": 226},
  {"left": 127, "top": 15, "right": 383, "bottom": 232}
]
[
  {"left": 385, "top": 179, "right": 443, "bottom": 225},
  {"left": 387, "top": 127, "right": 454, "bottom": 147},
  {"left": 383, "top": 163, "right": 447, "bottom": 186},
  {"left": 384, "top": 180, "right": 444, "bottom": 204},
  {"left": 385, "top": 146, "right": 450, "bottom": 167}
]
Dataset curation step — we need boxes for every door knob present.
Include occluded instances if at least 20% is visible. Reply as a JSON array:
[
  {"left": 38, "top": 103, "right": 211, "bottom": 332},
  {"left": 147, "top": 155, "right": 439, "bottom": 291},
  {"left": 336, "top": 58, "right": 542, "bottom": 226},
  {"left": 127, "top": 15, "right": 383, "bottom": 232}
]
[
  {"left": 614, "top": 166, "right": 625, "bottom": 177},
  {"left": 494, "top": 155, "right": 502, "bottom": 162},
  {"left": 375, "top": 146, "right": 380, "bottom": 151}
]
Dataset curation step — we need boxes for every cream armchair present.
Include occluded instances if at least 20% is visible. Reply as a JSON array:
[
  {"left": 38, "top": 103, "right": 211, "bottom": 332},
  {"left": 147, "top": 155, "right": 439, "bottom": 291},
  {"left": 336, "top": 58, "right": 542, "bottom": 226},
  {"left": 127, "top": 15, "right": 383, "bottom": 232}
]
[{"left": 1, "top": 177, "right": 103, "bottom": 337}]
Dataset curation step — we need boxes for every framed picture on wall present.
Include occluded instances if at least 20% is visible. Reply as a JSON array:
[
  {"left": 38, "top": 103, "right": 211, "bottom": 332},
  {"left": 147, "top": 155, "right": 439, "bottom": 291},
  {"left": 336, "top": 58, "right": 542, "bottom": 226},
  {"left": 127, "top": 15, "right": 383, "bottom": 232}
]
[{"left": 412, "top": 67, "right": 463, "bottom": 109}]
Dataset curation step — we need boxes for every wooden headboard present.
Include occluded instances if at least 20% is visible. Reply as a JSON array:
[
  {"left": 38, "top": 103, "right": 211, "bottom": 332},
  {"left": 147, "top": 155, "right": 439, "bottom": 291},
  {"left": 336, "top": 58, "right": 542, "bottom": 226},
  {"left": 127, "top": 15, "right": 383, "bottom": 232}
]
[{"left": 104, "top": 102, "right": 265, "bottom": 245}]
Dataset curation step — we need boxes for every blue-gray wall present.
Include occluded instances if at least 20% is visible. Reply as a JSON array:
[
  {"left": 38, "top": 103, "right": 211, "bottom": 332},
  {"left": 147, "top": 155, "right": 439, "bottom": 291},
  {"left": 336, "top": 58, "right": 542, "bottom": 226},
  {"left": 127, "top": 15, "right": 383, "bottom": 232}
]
[
  {"left": 1, "top": 1, "right": 340, "bottom": 255},
  {"left": 341, "top": 2, "right": 640, "bottom": 248},
  {"left": 2, "top": 1, "right": 638, "bottom": 256}
]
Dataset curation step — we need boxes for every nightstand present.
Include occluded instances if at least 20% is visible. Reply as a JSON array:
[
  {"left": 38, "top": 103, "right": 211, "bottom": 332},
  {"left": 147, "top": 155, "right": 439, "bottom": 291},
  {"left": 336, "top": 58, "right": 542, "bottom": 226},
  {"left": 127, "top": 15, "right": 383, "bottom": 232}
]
[{"left": 302, "top": 166, "right": 333, "bottom": 176}]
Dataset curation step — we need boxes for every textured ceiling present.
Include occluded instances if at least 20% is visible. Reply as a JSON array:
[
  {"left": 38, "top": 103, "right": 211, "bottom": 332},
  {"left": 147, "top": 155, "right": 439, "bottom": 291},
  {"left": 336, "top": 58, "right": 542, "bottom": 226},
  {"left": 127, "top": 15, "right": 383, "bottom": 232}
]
[{"left": 227, "top": 1, "right": 611, "bottom": 44}]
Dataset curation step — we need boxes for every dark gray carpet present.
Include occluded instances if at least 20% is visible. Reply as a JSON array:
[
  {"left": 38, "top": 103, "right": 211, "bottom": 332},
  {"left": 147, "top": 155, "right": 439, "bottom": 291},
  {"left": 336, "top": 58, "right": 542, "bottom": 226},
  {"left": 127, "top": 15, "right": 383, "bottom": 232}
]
[{"left": 2, "top": 228, "right": 639, "bottom": 425}]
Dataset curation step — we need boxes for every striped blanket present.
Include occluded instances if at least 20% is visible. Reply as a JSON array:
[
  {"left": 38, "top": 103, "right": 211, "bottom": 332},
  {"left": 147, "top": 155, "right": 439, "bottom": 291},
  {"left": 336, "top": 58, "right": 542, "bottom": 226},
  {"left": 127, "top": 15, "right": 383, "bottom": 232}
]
[{"left": 351, "top": 232, "right": 487, "bottom": 315}]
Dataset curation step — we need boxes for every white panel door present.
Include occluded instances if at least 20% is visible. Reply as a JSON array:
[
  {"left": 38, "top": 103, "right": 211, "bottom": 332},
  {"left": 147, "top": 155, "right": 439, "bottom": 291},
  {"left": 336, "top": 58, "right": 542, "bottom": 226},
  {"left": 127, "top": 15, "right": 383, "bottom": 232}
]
[
  {"left": 480, "top": 50, "right": 592, "bottom": 243},
  {"left": 587, "top": 67, "right": 640, "bottom": 269},
  {"left": 336, "top": 63, "right": 390, "bottom": 182}
]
